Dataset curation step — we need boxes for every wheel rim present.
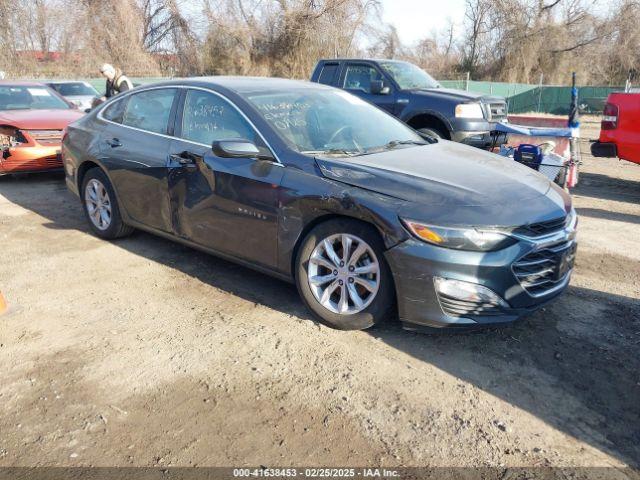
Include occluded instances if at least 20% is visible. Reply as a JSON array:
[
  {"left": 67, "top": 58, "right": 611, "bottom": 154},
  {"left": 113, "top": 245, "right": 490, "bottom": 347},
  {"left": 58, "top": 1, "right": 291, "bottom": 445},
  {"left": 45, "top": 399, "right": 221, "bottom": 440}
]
[
  {"left": 84, "top": 179, "right": 112, "bottom": 231},
  {"left": 307, "top": 233, "right": 380, "bottom": 315}
]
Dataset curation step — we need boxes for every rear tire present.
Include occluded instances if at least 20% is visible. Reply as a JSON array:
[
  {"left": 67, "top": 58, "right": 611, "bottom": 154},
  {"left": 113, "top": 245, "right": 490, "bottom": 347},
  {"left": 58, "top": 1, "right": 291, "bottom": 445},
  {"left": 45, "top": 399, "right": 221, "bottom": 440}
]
[
  {"left": 81, "top": 168, "right": 133, "bottom": 239},
  {"left": 295, "top": 219, "right": 394, "bottom": 330}
]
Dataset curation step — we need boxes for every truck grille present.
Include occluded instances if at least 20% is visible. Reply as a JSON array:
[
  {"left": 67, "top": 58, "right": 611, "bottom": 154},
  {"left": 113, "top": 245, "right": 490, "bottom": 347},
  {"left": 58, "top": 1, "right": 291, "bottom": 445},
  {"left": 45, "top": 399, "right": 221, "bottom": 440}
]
[
  {"left": 512, "top": 215, "right": 567, "bottom": 237},
  {"left": 512, "top": 241, "right": 576, "bottom": 296},
  {"left": 28, "top": 130, "right": 63, "bottom": 146},
  {"left": 438, "top": 292, "right": 506, "bottom": 317},
  {"left": 487, "top": 102, "right": 508, "bottom": 122}
]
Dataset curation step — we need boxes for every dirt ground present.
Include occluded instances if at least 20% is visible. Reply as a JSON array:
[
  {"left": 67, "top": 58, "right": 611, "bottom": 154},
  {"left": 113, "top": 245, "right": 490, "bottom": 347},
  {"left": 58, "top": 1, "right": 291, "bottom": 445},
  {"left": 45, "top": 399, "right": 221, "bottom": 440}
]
[{"left": 0, "top": 119, "right": 639, "bottom": 470}]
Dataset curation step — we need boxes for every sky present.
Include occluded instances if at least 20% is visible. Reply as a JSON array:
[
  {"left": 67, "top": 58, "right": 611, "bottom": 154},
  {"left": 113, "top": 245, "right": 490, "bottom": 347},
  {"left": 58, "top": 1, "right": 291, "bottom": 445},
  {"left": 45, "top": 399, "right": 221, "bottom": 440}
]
[{"left": 378, "top": 0, "right": 467, "bottom": 45}]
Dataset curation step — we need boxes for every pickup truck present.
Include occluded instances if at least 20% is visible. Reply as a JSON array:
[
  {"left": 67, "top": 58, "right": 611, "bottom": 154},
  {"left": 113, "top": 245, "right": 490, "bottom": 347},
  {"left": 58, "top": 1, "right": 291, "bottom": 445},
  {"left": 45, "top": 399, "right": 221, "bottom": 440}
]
[
  {"left": 310, "top": 58, "right": 508, "bottom": 149},
  {"left": 591, "top": 92, "right": 640, "bottom": 164}
]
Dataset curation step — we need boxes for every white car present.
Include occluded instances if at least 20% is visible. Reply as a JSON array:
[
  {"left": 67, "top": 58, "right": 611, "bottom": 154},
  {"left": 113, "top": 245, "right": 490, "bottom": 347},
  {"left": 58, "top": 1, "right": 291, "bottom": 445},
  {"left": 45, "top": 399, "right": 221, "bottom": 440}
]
[{"left": 46, "top": 81, "right": 100, "bottom": 111}]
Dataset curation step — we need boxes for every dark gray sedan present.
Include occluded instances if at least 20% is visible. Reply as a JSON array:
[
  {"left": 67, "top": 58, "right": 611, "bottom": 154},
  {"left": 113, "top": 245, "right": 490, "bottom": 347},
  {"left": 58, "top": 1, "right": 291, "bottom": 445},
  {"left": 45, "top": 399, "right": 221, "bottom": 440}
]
[{"left": 62, "top": 77, "right": 577, "bottom": 330}]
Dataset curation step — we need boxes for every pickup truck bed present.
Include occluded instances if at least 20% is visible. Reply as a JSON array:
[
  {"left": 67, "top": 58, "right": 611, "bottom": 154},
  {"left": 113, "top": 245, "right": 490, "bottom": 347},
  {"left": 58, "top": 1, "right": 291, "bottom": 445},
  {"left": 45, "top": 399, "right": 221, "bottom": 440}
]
[{"left": 591, "top": 92, "right": 640, "bottom": 165}]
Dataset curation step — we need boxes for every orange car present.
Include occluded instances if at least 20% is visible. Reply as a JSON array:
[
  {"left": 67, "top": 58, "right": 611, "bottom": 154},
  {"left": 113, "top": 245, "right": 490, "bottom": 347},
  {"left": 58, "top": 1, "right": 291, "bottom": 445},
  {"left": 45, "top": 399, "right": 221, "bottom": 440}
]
[{"left": 0, "top": 82, "right": 84, "bottom": 175}]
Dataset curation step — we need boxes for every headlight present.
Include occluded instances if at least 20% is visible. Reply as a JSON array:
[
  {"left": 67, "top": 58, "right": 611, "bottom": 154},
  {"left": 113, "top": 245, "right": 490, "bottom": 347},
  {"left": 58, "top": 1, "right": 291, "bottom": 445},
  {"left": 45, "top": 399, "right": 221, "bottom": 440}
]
[
  {"left": 455, "top": 103, "right": 485, "bottom": 119},
  {"left": 566, "top": 207, "right": 578, "bottom": 230},
  {"left": 402, "top": 219, "right": 516, "bottom": 251}
]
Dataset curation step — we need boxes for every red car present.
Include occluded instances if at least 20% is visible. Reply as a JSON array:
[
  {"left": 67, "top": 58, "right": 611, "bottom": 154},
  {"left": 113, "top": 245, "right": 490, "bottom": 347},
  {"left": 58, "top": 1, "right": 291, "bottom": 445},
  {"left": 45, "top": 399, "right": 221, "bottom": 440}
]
[
  {"left": 591, "top": 92, "right": 640, "bottom": 164},
  {"left": 0, "top": 81, "right": 84, "bottom": 175}
]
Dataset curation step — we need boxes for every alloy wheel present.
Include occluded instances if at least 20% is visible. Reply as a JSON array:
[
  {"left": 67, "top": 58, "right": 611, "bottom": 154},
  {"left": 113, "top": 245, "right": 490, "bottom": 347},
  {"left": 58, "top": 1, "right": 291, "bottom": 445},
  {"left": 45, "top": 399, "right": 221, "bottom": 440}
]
[
  {"left": 85, "top": 178, "right": 112, "bottom": 231},
  {"left": 307, "top": 233, "right": 380, "bottom": 315}
]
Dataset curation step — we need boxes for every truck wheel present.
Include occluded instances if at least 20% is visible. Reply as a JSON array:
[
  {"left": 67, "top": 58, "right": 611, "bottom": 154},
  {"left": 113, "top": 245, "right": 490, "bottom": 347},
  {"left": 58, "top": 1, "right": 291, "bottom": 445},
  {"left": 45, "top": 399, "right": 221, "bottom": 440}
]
[{"left": 295, "top": 219, "right": 394, "bottom": 330}]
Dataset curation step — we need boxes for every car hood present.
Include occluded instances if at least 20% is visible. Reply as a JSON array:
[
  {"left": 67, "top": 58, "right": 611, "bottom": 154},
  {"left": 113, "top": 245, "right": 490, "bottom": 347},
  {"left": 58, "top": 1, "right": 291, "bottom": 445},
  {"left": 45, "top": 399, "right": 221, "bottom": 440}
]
[
  {"left": 316, "top": 141, "right": 571, "bottom": 227},
  {"left": 65, "top": 95, "right": 95, "bottom": 103},
  {"left": 411, "top": 87, "right": 504, "bottom": 104},
  {"left": 0, "top": 109, "right": 84, "bottom": 129}
]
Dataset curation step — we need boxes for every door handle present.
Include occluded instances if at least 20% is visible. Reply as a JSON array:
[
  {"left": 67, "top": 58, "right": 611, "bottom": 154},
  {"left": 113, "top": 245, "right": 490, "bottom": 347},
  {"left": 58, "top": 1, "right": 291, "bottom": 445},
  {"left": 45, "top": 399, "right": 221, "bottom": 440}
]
[{"left": 106, "top": 138, "right": 122, "bottom": 148}]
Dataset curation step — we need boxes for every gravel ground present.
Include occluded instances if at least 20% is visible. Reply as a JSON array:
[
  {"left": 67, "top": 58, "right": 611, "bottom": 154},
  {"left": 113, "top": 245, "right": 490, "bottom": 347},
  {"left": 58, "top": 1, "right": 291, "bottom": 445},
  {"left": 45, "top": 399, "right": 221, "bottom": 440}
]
[{"left": 0, "top": 120, "right": 639, "bottom": 469}]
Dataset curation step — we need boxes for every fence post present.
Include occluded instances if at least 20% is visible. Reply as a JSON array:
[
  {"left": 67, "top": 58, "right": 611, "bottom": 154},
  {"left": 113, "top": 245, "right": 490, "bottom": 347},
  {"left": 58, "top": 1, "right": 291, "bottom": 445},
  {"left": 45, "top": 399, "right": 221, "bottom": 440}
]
[
  {"left": 466, "top": 72, "right": 470, "bottom": 91},
  {"left": 537, "top": 73, "right": 544, "bottom": 113}
]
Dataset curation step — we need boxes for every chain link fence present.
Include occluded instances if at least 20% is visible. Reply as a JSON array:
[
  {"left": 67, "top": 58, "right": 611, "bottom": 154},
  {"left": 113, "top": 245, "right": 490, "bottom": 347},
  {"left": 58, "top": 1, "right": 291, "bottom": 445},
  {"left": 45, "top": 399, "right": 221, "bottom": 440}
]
[{"left": 440, "top": 79, "right": 623, "bottom": 115}]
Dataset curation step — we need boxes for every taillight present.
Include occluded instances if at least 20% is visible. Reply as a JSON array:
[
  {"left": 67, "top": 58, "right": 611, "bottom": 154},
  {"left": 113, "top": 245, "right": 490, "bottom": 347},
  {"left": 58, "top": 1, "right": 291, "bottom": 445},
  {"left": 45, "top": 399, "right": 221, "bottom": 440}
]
[{"left": 602, "top": 103, "right": 618, "bottom": 130}]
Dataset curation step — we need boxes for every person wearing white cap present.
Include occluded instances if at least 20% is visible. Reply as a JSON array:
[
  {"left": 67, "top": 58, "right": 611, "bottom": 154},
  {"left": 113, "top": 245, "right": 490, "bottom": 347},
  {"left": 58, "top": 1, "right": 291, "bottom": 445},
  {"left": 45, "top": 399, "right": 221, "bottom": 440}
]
[{"left": 99, "top": 63, "right": 133, "bottom": 98}]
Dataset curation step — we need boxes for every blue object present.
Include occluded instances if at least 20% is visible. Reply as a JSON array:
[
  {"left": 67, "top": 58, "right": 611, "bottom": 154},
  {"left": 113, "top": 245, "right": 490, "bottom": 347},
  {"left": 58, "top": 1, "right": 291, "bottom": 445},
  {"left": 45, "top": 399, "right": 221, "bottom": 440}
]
[
  {"left": 514, "top": 144, "right": 543, "bottom": 170},
  {"left": 568, "top": 73, "right": 580, "bottom": 129}
]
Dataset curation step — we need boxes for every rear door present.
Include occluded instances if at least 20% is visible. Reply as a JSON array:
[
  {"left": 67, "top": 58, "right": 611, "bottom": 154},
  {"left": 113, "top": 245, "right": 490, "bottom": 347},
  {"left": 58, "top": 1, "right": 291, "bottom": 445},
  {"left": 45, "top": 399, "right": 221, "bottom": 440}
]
[
  {"left": 340, "top": 62, "right": 397, "bottom": 114},
  {"left": 167, "top": 87, "right": 284, "bottom": 269},
  {"left": 98, "top": 88, "right": 178, "bottom": 232},
  {"left": 315, "top": 62, "right": 341, "bottom": 86}
]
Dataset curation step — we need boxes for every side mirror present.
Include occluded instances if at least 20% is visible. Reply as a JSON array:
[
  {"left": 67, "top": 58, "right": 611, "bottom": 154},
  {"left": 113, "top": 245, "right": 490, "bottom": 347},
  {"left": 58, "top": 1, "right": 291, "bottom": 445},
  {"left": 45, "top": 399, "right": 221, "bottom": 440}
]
[
  {"left": 212, "top": 139, "right": 274, "bottom": 161},
  {"left": 370, "top": 80, "right": 390, "bottom": 95}
]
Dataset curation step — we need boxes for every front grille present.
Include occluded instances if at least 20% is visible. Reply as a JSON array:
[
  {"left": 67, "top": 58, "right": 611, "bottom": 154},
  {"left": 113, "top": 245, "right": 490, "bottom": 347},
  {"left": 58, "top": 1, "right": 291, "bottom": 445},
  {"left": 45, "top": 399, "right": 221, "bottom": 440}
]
[
  {"left": 513, "top": 215, "right": 567, "bottom": 237},
  {"left": 487, "top": 102, "right": 508, "bottom": 122},
  {"left": 437, "top": 292, "right": 506, "bottom": 318},
  {"left": 28, "top": 130, "right": 62, "bottom": 146},
  {"left": 0, "top": 154, "right": 61, "bottom": 172},
  {"left": 512, "top": 241, "right": 576, "bottom": 296}
]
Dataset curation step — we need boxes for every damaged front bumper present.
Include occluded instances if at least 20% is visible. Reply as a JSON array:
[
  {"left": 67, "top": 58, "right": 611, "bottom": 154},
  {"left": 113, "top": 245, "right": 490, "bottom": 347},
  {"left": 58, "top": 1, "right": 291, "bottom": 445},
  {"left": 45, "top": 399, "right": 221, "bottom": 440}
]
[{"left": 384, "top": 234, "right": 574, "bottom": 330}]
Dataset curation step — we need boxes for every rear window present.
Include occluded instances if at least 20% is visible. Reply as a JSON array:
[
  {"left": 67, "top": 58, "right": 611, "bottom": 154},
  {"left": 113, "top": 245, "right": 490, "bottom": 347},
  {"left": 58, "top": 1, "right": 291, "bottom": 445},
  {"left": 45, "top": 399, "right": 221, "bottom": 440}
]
[
  {"left": 50, "top": 82, "right": 98, "bottom": 97},
  {"left": 0, "top": 86, "right": 70, "bottom": 111},
  {"left": 317, "top": 63, "right": 339, "bottom": 85},
  {"left": 121, "top": 88, "right": 177, "bottom": 134},
  {"left": 102, "top": 97, "right": 129, "bottom": 124}
]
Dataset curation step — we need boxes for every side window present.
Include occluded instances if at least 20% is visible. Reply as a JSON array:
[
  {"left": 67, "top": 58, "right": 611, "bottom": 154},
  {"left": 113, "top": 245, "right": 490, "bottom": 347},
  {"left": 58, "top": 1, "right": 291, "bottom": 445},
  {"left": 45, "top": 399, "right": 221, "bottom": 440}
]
[
  {"left": 181, "top": 89, "right": 256, "bottom": 145},
  {"left": 102, "top": 97, "right": 129, "bottom": 124},
  {"left": 343, "top": 64, "right": 383, "bottom": 93},
  {"left": 122, "top": 88, "right": 177, "bottom": 134},
  {"left": 318, "top": 63, "right": 339, "bottom": 85}
]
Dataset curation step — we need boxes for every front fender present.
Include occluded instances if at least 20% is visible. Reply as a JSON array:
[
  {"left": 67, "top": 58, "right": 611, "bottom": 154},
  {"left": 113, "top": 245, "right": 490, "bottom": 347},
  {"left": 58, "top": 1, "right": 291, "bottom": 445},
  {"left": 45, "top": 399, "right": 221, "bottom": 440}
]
[{"left": 276, "top": 166, "right": 410, "bottom": 276}]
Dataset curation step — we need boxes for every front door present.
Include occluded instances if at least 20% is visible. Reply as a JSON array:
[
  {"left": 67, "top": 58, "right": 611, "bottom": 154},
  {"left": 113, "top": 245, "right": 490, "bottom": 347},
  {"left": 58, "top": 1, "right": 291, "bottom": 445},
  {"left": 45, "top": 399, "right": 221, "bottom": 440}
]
[
  {"left": 341, "top": 63, "right": 397, "bottom": 115},
  {"left": 168, "top": 88, "right": 284, "bottom": 269}
]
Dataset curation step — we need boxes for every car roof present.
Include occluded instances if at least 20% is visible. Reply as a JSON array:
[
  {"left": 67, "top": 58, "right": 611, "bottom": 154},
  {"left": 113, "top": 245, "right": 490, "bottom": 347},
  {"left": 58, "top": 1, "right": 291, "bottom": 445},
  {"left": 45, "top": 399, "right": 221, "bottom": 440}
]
[
  {"left": 138, "top": 76, "right": 333, "bottom": 94},
  {"left": 0, "top": 80, "right": 49, "bottom": 87},
  {"left": 318, "top": 58, "right": 407, "bottom": 63},
  {"left": 43, "top": 80, "right": 91, "bottom": 84}
]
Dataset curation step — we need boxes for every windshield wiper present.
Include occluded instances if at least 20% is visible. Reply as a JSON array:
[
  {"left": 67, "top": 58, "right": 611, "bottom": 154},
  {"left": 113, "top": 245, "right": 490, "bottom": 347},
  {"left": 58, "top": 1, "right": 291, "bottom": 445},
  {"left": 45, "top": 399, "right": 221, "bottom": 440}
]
[
  {"left": 368, "top": 140, "right": 430, "bottom": 152},
  {"left": 301, "top": 148, "right": 361, "bottom": 157}
]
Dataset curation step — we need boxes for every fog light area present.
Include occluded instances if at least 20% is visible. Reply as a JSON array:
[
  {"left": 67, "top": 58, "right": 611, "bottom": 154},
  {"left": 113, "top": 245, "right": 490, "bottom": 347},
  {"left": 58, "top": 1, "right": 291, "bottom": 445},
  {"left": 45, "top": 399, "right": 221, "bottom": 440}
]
[{"left": 433, "top": 277, "right": 509, "bottom": 308}]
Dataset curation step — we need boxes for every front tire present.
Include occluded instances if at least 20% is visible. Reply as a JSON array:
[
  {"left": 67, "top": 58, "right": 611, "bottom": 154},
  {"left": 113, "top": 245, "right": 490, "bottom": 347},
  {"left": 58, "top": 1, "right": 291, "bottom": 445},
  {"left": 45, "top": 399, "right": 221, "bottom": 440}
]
[
  {"left": 81, "top": 168, "right": 133, "bottom": 239},
  {"left": 295, "top": 219, "right": 394, "bottom": 330}
]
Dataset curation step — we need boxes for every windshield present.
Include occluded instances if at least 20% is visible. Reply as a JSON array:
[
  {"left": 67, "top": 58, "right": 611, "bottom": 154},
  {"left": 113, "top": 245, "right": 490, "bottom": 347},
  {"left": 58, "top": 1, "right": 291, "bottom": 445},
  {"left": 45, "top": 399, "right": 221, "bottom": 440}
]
[
  {"left": 50, "top": 82, "right": 98, "bottom": 97},
  {"left": 0, "top": 86, "right": 70, "bottom": 111},
  {"left": 379, "top": 61, "right": 440, "bottom": 90},
  {"left": 244, "top": 89, "right": 426, "bottom": 155}
]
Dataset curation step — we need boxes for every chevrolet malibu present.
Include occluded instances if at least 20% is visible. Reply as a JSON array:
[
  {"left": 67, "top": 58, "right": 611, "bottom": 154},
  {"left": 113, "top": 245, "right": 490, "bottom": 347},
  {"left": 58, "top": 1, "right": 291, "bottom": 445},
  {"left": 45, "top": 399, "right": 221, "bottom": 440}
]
[{"left": 62, "top": 78, "right": 577, "bottom": 331}]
